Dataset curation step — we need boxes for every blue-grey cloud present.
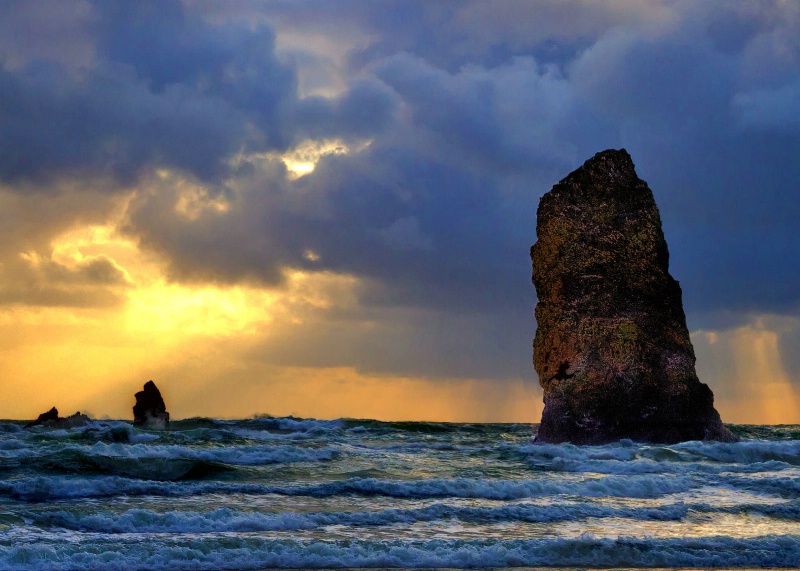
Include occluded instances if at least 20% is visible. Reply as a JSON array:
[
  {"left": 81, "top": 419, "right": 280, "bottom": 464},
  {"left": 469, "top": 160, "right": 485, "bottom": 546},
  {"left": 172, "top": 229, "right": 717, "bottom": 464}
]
[
  {"left": 3, "top": 0, "right": 800, "bottom": 382},
  {"left": 0, "top": 0, "right": 397, "bottom": 185},
  {"left": 117, "top": 0, "right": 800, "bottom": 325}
]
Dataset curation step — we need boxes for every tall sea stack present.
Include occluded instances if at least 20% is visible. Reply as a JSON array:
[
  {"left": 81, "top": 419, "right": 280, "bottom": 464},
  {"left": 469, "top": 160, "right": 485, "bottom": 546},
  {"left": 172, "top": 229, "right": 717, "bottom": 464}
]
[{"left": 531, "top": 149, "right": 736, "bottom": 444}]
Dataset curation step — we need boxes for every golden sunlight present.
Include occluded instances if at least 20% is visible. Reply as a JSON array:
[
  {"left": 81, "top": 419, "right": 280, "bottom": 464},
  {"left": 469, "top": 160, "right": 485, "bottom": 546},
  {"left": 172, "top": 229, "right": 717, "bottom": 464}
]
[
  {"left": 728, "top": 322, "right": 800, "bottom": 424},
  {"left": 693, "top": 319, "right": 800, "bottom": 424},
  {"left": 280, "top": 139, "right": 372, "bottom": 178},
  {"left": 0, "top": 207, "right": 360, "bottom": 419},
  {"left": 167, "top": 365, "right": 540, "bottom": 423},
  {"left": 233, "top": 138, "right": 373, "bottom": 179}
]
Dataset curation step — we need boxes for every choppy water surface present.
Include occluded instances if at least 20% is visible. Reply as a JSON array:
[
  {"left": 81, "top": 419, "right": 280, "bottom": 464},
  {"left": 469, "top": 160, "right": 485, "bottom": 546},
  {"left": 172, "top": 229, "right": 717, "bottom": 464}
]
[{"left": 0, "top": 418, "right": 799, "bottom": 569}]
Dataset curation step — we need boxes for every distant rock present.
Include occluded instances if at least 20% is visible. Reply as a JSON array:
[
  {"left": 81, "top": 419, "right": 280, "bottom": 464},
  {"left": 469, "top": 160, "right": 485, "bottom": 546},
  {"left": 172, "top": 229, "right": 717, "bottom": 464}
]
[
  {"left": 133, "top": 380, "right": 170, "bottom": 429},
  {"left": 25, "top": 407, "right": 90, "bottom": 429},
  {"left": 25, "top": 407, "right": 60, "bottom": 428},
  {"left": 60, "top": 411, "right": 92, "bottom": 428},
  {"left": 531, "top": 149, "right": 737, "bottom": 444}
]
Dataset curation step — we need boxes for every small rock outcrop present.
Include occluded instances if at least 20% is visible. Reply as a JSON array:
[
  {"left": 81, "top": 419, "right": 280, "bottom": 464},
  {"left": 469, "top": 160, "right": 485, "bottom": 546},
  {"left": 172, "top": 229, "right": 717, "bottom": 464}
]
[
  {"left": 26, "top": 407, "right": 90, "bottom": 429},
  {"left": 133, "top": 380, "right": 170, "bottom": 429},
  {"left": 25, "top": 407, "right": 60, "bottom": 428},
  {"left": 59, "top": 411, "right": 92, "bottom": 428},
  {"left": 531, "top": 149, "right": 737, "bottom": 444}
]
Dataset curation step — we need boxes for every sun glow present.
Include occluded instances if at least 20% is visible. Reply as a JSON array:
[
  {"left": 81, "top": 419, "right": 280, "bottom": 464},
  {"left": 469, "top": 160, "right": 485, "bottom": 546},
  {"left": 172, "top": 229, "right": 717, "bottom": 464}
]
[
  {"left": 233, "top": 138, "right": 372, "bottom": 179},
  {"left": 0, "top": 197, "right": 361, "bottom": 420},
  {"left": 281, "top": 139, "right": 372, "bottom": 178},
  {"left": 126, "top": 282, "right": 276, "bottom": 337},
  {"left": 693, "top": 319, "right": 800, "bottom": 424},
  {"left": 728, "top": 323, "right": 800, "bottom": 424}
]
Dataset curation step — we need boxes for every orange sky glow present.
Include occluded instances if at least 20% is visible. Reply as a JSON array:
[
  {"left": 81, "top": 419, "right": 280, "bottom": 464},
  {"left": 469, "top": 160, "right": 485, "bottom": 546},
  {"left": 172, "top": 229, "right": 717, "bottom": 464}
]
[
  {"left": 0, "top": 157, "right": 797, "bottom": 423},
  {"left": 2, "top": 0, "right": 799, "bottom": 425}
]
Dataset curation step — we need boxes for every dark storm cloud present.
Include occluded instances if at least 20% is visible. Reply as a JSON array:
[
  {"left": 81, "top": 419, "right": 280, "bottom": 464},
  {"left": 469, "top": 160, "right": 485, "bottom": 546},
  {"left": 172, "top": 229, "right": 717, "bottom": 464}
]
[
  {"left": 5, "top": 0, "right": 800, "bottom": 337},
  {"left": 231, "top": 0, "right": 647, "bottom": 73},
  {"left": 127, "top": 143, "right": 534, "bottom": 314},
  {"left": 0, "top": 0, "right": 397, "bottom": 185},
  {"left": 126, "top": 0, "right": 800, "bottom": 328},
  {"left": 0, "top": 62, "right": 247, "bottom": 183}
]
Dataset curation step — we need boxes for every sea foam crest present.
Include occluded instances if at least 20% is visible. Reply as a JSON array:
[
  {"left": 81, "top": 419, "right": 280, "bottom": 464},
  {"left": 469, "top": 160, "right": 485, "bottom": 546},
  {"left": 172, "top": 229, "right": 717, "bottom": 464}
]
[
  {"left": 1, "top": 476, "right": 263, "bottom": 502},
  {"left": 2, "top": 473, "right": 692, "bottom": 502},
  {"left": 1, "top": 536, "right": 800, "bottom": 570},
  {"left": 81, "top": 441, "right": 339, "bottom": 466},
  {"left": 517, "top": 439, "right": 800, "bottom": 474},
  {"left": 293, "top": 474, "right": 694, "bottom": 500},
  {"left": 33, "top": 502, "right": 694, "bottom": 533}
]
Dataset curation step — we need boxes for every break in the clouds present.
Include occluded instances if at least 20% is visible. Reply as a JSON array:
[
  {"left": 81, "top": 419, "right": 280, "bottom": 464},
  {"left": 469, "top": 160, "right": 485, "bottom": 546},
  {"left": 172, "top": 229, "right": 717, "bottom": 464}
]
[
  {"left": 1, "top": 0, "right": 799, "bottom": 420},
  {"left": 0, "top": 0, "right": 396, "bottom": 184}
]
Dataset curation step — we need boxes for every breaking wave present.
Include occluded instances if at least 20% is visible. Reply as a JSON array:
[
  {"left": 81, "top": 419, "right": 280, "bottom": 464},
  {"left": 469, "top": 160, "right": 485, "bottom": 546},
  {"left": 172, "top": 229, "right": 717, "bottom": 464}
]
[{"left": 2, "top": 536, "right": 800, "bottom": 570}]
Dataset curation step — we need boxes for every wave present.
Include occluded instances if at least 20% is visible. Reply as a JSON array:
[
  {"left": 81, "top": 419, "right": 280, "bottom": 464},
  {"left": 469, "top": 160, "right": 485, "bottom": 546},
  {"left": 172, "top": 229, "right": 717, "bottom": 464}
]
[
  {"left": 0, "top": 535, "right": 798, "bottom": 570},
  {"left": 32, "top": 501, "right": 698, "bottom": 533},
  {"left": 291, "top": 474, "right": 694, "bottom": 499},
  {"left": 0, "top": 475, "right": 269, "bottom": 502},
  {"left": 2, "top": 473, "right": 694, "bottom": 502},
  {"left": 80, "top": 441, "right": 340, "bottom": 466},
  {"left": 722, "top": 475, "right": 800, "bottom": 499},
  {"left": 31, "top": 498, "right": 800, "bottom": 535},
  {"left": 516, "top": 438, "right": 800, "bottom": 474},
  {"left": 2, "top": 441, "right": 340, "bottom": 480}
]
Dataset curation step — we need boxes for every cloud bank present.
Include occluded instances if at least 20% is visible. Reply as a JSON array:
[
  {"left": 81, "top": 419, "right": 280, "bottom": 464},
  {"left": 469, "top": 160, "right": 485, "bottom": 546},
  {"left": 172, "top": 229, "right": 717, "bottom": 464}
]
[{"left": 1, "top": 0, "right": 799, "bottom": 420}]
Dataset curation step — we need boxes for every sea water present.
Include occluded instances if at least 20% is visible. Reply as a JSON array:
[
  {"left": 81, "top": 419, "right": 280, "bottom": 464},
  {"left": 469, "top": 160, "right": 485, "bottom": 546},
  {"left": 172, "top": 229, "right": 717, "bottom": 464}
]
[{"left": 0, "top": 418, "right": 799, "bottom": 570}]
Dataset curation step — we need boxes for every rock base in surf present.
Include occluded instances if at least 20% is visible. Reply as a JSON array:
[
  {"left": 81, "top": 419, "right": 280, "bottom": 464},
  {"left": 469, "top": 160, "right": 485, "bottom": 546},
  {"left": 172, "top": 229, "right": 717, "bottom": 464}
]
[{"left": 531, "top": 149, "right": 736, "bottom": 444}]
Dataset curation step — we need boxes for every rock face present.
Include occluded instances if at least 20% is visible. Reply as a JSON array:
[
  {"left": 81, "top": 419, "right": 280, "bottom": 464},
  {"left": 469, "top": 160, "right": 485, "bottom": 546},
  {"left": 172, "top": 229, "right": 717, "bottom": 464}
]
[
  {"left": 25, "top": 407, "right": 90, "bottom": 429},
  {"left": 133, "top": 380, "right": 170, "bottom": 429},
  {"left": 531, "top": 149, "right": 737, "bottom": 444}
]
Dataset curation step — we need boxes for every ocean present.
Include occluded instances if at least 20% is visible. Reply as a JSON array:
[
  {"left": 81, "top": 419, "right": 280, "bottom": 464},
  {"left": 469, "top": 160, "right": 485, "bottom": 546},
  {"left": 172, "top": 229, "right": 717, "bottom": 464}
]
[{"left": 0, "top": 417, "right": 799, "bottom": 570}]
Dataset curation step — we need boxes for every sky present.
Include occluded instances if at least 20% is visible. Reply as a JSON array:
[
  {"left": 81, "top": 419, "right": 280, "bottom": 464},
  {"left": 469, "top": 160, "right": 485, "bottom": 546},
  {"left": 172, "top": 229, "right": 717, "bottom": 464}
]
[{"left": 0, "top": 0, "right": 799, "bottom": 423}]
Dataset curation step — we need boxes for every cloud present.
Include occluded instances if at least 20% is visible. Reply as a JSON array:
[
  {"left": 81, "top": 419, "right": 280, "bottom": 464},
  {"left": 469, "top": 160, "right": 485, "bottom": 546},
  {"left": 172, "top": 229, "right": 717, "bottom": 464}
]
[
  {"left": 0, "top": 0, "right": 95, "bottom": 71},
  {"left": 0, "top": 0, "right": 398, "bottom": 186},
  {"left": 0, "top": 183, "right": 130, "bottom": 308},
  {"left": 0, "top": 53, "right": 251, "bottom": 184},
  {"left": 104, "top": 0, "right": 800, "bottom": 328},
  {"left": 124, "top": 140, "right": 536, "bottom": 315},
  {"left": 1, "top": 0, "right": 800, "bottom": 417},
  {"left": 734, "top": 79, "right": 800, "bottom": 131}
]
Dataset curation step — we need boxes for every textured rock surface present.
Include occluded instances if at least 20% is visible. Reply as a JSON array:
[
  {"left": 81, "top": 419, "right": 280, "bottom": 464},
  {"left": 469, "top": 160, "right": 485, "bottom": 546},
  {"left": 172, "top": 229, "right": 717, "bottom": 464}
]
[
  {"left": 133, "top": 380, "right": 170, "bottom": 429},
  {"left": 531, "top": 149, "right": 737, "bottom": 444}
]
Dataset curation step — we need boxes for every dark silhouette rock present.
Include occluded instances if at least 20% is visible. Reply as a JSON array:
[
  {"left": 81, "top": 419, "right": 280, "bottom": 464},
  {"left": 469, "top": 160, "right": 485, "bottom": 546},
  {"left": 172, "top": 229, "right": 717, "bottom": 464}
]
[
  {"left": 133, "top": 380, "right": 170, "bottom": 429},
  {"left": 25, "top": 407, "right": 90, "bottom": 428},
  {"left": 25, "top": 407, "right": 60, "bottom": 428},
  {"left": 531, "top": 149, "right": 737, "bottom": 444},
  {"left": 60, "top": 411, "right": 91, "bottom": 428}
]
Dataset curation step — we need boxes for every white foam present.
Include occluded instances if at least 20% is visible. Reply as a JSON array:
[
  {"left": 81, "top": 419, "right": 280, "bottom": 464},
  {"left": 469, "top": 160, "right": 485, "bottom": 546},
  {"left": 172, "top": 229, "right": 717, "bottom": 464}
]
[
  {"left": 1, "top": 473, "right": 692, "bottom": 502},
  {"left": 81, "top": 441, "right": 339, "bottom": 466},
  {"left": 1, "top": 476, "right": 261, "bottom": 502},
  {"left": 292, "top": 474, "right": 694, "bottom": 500},
  {"left": 32, "top": 501, "right": 697, "bottom": 533},
  {"left": 516, "top": 439, "right": 800, "bottom": 475},
  {"left": 0, "top": 535, "right": 798, "bottom": 570}
]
